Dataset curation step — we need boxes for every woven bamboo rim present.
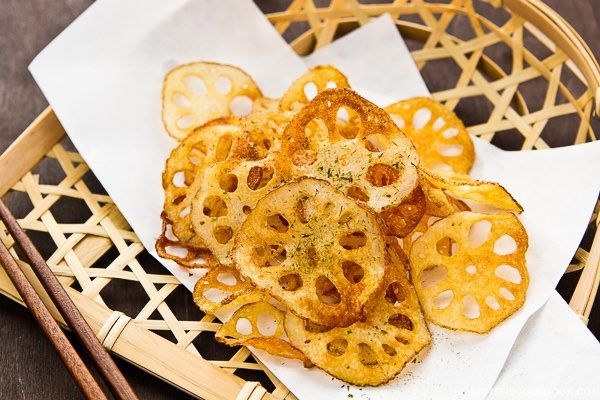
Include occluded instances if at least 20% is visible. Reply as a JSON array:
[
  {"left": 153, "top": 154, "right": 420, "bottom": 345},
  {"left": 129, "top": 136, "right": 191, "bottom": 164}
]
[{"left": 0, "top": 1, "right": 598, "bottom": 399}]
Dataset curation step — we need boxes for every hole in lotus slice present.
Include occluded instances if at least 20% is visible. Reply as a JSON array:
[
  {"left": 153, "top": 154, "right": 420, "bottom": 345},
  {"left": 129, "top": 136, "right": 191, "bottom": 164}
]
[
  {"left": 216, "top": 272, "right": 237, "bottom": 286},
  {"left": 172, "top": 171, "right": 186, "bottom": 188},
  {"left": 465, "top": 265, "right": 477, "bottom": 275},
  {"left": 235, "top": 317, "right": 253, "bottom": 335},
  {"left": 432, "top": 117, "right": 445, "bottom": 131},
  {"left": 338, "top": 211, "right": 353, "bottom": 225},
  {"left": 341, "top": 261, "right": 364, "bottom": 284},
  {"left": 177, "top": 115, "right": 196, "bottom": 130},
  {"left": 304, "top": 81, "right": 318, "bottom": 101},
  {"left": 339, "top": 231, "right": 367, "bottom": 250},
  {"left": 256, "top": 311, "right": 278, "bottom": 336},
  {"left": 485, "top": 295, "right": 500, "bottom": 311},
  {"left": 388, "top": 313, "right": 413, "bottom": 330},
  {"left": 184, "top": 75, "right": 207, "bottom": 94},
  {"left": 315, "top": 276, "right": 341, "bottom": 305},
  {"left": 219, "top": 173, "right": 238, "bottom": 192},
  {"left": 242, "top": 205, "right": 252, "bottom": 214},
  {"left": 358, "top": 343, "right": 378, "bottom": 367},
  {"left": 215, "top": 76, "right": 232, "bottom": 94},
  {"left": 366, "top": 164, "right": 400, "bottom": 187},
  {"left": 494, "top": 234, "right": 518, "bottom": 255},
  {"left": 165, "top": 245, "right": 188, "bottom": 258},
  {"left": 172, "top": 195, "right": 186, "bottom": 206},
  {"left": 436, "top": 237, "right": 458, "bottom": 256},
  {"left": 246, "top": 165, "right": 274, "bottom": 191},
  {"left": 395, "top": 336, "right": 409, "bottom": 345},
  {"left": 173, "top": 93, "right": 191, "bottom": 107},
  {"left": 442, "top": 128, "right": 458, "bottom": 138},
  {"left": 495, "top": 265, "right": 522, "bottom": 284},
  {"left": 326, "top": 81, "right": 337, "bottom": 89},
  {"left": 390, "top": 114, "right": 405, "bottom": 129},
  {"left": 382, "top": 344, "right": 397, "bottom": 356},
  {"left": 336, "top": 107, "right": 360, "bottom": 139},
  {"left": 433, "top": 290, "right": 454, "bottom": 309},
  {"left": 295, "top": 196, "right": 311, "bottom": 223},
  {"left": 267, "top": 214, "right": 289, "bottom": 233},
  {"left": 499, "top": 287, "right": 515, "bottom": 301},
  {"left": 279, "top": 273, "right": 302, "bottom": 291},
  {"left": 413, "top": 107, "right": 432, "bottom": 130},
  {"left": 437, "top": 144, "right": 463, "bottom": 157},
  {"left": 215, "top": 135, "right": 232, "bottom": 161},
  {"left": 346, "top": 185, "right": 369, "bottom": 202},
  {"left": 429, "top": 162, "right": 454, "bottom": 173},
  {"left": 364, "top": 133, "right": 391, "bottom": 152},
  {"left": 307, "top": 245, "right": 318, "bottom": 267},
  {"left": 326, "top": 338, "right": 348, "bottom": 356},
  {"left": 203, "top": 196, "right": 228, "bottom": 217},
  {"left": 179, "top": 206, "right": 191, "bottom": 218},
  {"left": 164, "top": 224, "right": 178, "bottom": 241},
  {"left": 213, "top": 226, "right": 233, "bottom": 244},
  {"left": 203, "top": 288, "right": 229, "bottom": 303},
  {"left": 461, "top": 295, "right": 480, "bottom": 319},
  {"left": 305, "top": 320, "right": 331, "bottom": 333},
  {"left": 419, "top": 265, "right": 447, "bottom": 288},
  {"left": 266, "top": 245, "right": 287, "bottom": 266},
  {"left": 230, "top": 96, "right": 253, "bottom": 116},
  {"left": 468, "top": 220, "right": 492, "bottom": 248},
  {"left": 384, "top": 281, "right": 406, "bottom": 305}
]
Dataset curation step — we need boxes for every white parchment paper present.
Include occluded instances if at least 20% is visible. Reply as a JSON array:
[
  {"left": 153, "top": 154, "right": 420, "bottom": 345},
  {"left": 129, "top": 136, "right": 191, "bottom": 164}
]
[{"left": 28, "top": 3, "right": 600, "bottom": 399}]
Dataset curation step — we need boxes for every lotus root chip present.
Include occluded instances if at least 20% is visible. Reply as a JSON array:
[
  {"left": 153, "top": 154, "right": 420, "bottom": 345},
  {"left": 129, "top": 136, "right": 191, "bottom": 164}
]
[
  {"left": 285, "top": 266, "right": 430, "bottom": 386},
  {"left": 155, "top": 213, "right": 215, "bottom": 268},
  {"left": 233, "top": 178, "right": 388, "bottom": 328},
  {"left": 385, "top": 97, "right": 475, "bottom": 174},
  {"left": 162, "top": 62, "right": 263, "bottom": 140},
  {"left": 280, "top": 65, "right": 350, "bottom": 111},
  {"left": 410, "top": 211, "right": 529, "bottom": 333},
  {"left": 216, "top": 301, "right": 308, "bottom": 363}
]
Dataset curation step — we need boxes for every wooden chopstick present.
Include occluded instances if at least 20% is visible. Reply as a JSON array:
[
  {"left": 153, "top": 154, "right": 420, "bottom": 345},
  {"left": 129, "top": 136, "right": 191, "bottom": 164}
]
[
  {"left": 0, "top": 238, "right": 108, "bottom": 400},
  {"left": 0, "top": 199, "right": 138, "bottom": 400}
]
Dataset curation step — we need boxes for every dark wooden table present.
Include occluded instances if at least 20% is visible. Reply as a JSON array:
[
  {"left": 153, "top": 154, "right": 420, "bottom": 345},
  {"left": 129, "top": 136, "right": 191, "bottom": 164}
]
[{"left": 1, "top": 1, "right": 600, "bottom": 399}]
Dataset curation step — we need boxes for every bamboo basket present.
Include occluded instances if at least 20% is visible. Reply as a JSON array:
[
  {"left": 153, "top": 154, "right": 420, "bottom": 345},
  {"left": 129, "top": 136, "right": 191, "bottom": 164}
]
[{"left": 1, "top": 1, "right": 599, "bottom": 399}]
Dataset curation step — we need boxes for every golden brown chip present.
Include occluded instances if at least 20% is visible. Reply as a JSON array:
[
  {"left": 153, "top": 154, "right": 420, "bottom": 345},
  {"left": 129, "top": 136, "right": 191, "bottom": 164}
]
[
  {"left": 385, "top": 97, "right": 475, "bottom": 174},
  {"left": 216, "top": 301, "right": 308, "bottom": 363},
  {"left": 410, "top": 212, "right": 529, "bottom": 333},
  {"left": 190, "top": 156, "right": 286, "bottom": 264},
  {"left": 193, "top": 264, "right": 265, "bottom": 315},
  {"left": 233, "top": 178, "right": 388, "bottom": 328},
  {"left": 279, "top": 65, "right": 350, "bottom": 112},
  {"left": 162, "top": 62, "right": 263, "bottom": 140},
  {"left": 418, "top": 167, "right": 523, "bottom": 213},
  {"left": 280, "top": 89, "right": 424, "bottom": 237},
  {"left": 155, "top": 213, "right": 215, "bottom": 268},
  {"left": 285, "top": 265, "right": 430, "bottom": 386}
]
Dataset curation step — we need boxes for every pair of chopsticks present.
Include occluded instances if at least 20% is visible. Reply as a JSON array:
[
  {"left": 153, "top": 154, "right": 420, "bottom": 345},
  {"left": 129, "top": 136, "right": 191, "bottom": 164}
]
[{"left": 0, "top": 199, "right": 137, "bottom": 400}]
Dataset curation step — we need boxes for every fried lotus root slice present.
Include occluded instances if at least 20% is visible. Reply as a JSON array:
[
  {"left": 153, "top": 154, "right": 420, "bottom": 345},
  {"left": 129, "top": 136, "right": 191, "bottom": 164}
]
[
  {"left": 280, "top": 65, "right": 350, "bottom": 112},
  {"left": 285, "top": 266, "right": 430, "bottom": 386},
  {"left": 410, "top": 212, "right": 529, "bottom": 333},
  {"left": 191, "top": 157, "right": 285, "bottom": 264},
  {"left": 418, "top": 166, "right": 523, "bottom": 213},
  {"left": 155, "top": 214, "right": 215, "bottom": 268},
  {"left": 385, "top": 97, "right": 475, "bottom": 174},
  {"left": 233, "top": 178, "right": 388, "bottom": 328},
  {"left": 216, "top": 301, "right": 308, "bottom": 363},
  {"left": 193, "top": 265, "right": 265, "bottom": 315},
  {"left": 280, "top": 89, "right": 423, "bottom": 237},
  {"left": 162, "top": 62, "right": 263, "bottom": 140}
]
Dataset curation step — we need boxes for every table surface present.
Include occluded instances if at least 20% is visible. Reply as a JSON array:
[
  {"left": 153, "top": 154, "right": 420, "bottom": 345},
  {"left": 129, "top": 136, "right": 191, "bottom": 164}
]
[{"left": 1, "top": 0, "right": 600, "bottom": 398}]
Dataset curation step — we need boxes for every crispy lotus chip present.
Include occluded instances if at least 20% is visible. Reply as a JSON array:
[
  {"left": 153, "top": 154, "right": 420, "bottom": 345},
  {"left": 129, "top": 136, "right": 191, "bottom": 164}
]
[
  {"left": 418, "top": 167, "right": 523, "bottom": 213},
  {"left": 155, "top": 213, "right": 215, "bottom": 268},
  {"left": 285, "top": 265, "right": 430, "bottom": 386},
  {"left": 410, "top": 212, "right": 529, "bottom": 333},
  {"left": 280, "top": 89, "right": 424, "bottom": 237},
  {"left": 193, "top": 264, "right": 265, "bottom": 315},
  {"left": 162, "top": 62, "right": 263, "bottom": 140},
  {"left": 279, "top": 65, "right": 350, "bottom": 112},
  {"left": 216, "top": 301, "right": 308, "bottom": 363},
  {"left": 385, "top": 97, "right": 475, "bottom": 174},
  {"left": 191, "top": 156, "right": 286, "bottom": 264},
  {"left": 233, "top": 178, "right": 388, "bottom": 328}
]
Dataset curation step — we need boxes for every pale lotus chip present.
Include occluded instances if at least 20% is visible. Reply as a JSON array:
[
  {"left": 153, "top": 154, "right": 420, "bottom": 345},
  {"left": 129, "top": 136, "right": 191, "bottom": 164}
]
[
  {"left": 418, "top": 166, "right": 523, "bottom": 213},
  {"left": 162, "top": 62, "right": 263, "bottom": 140},
  {"left": 155, "top": 213, "right": 215, "bottom": 268},
  {"left": 410, "top": 212, "right": 529, "bottom": 333},
  {"left": 280, "top": 65, "right": 350, "bottom": 112},
  {"left": 191, "top": 156, "right": 286, "bottom": 265},
  {"left": 385, "top": 97, "right": 475, "bottom": 174},
  {"left": 280, "top": 89, "right": 424, "bottom": 237},
  {"left": 215, "top": 301, "right": 308, "bottom": 364},
  {"left": 285, "top": 265, "right": 430, "bottom": 386},
  {"left": 193, "top": 264, "right": 265, "bottom": 315},
  {"left": 233, "top": 178, "right": 388, "bottom": 328}
]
